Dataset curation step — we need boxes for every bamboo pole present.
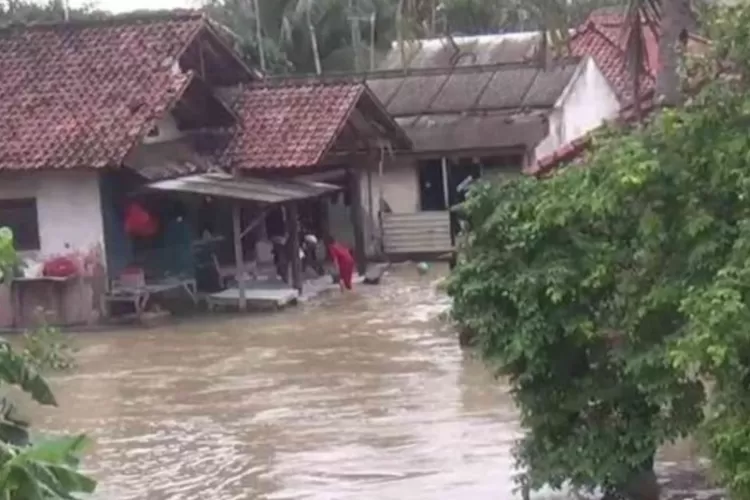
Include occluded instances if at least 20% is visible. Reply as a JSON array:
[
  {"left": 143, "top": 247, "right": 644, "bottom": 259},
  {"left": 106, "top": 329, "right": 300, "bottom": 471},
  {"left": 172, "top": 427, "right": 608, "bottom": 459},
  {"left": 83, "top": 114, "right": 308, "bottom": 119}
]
[
  {"left": 232, "top": 168, "right": 246, "bottom": 311},
  {"left": 287, "top": 203, "right": 302, "bottom": 293},
  {"left": 348, "top": 169, "right": 366, "bottom": 275}
]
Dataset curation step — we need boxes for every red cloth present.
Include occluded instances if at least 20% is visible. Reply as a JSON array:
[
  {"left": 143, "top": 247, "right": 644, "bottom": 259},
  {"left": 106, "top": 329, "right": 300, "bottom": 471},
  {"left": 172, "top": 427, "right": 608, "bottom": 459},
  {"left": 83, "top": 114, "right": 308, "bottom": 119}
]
[
  {"left": 328, "top": 242, "right": 354, "bottom": 290},
  {"left": 124, "top": 202, "right": 158, "bottom": 238}
]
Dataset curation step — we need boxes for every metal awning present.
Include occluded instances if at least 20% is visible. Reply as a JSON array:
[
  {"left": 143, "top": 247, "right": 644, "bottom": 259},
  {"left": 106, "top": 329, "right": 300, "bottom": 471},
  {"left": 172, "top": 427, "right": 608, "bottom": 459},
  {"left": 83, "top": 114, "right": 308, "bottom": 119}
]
[{"left": 147, "top": 172, "right": 341, "bottom": 204}]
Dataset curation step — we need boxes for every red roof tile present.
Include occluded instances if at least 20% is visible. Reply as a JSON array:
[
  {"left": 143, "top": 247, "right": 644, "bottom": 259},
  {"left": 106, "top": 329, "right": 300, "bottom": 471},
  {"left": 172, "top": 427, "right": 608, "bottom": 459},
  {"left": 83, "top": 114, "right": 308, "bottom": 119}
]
[
  {"left": 214, "top": 81, "right": 410, "bottom": 170},
  {"left": 530, "top": 8, "right": 706, "bottom": 176},
  {"left": 570, "top": 20, "right": 656, "bottom": 103},
  {"left": 0, "top": 12, "right": 206, "bottom": 170}
]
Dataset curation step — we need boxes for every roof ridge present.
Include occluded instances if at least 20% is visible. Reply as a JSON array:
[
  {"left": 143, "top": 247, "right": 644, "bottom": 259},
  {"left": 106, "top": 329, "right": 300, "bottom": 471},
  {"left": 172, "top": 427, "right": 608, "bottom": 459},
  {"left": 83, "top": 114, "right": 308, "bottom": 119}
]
[
  {"left": 257, "top": 57, "right": 583, "bottom": 83},
  {"left": 0, "top": 9, "right": 204, "bottom": 33},
  {"left": 243, "top": 77, "right": 367, "bottom": 89}
]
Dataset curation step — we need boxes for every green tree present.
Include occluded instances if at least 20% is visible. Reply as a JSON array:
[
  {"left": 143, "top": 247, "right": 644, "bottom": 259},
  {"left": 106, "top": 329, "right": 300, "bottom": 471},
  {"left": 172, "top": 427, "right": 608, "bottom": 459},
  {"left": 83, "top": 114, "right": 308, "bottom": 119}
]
[
  {"left": 0, "top": 0, "right": 106, "bottom": 25},
  {"left": 447, "top": 3, "right": 750, "bottom": 499},
  {"left": 202, "top": 0, "right": 642, "bottom": 75},
  {"left": 0, "top": 227, "right": 95, "bottom": 499}
]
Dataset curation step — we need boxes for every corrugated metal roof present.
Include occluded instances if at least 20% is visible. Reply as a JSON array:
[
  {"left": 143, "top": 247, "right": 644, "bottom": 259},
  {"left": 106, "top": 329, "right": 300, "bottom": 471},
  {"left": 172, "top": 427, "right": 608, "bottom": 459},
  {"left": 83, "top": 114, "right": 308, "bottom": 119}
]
[
  {"left": 380, "top": 32, "right": 543, "bottom": 69},
  {"left": 365, "top": 60, "right": 578, "bottom": 152},
  {"left": 367, "top": 60, "right": 580, "bottom": 118},
  {"left": 367, "top": 32, "right": 583, "bottom": 154},
  {"left": 396, "top": 112, "right": 548, "bottom": 153},
  {"left": 147, "top": 172, "right": 341, "bottom": 204},
  {"left": 124, "top": 138, "right": 214, "bottom": 181}
]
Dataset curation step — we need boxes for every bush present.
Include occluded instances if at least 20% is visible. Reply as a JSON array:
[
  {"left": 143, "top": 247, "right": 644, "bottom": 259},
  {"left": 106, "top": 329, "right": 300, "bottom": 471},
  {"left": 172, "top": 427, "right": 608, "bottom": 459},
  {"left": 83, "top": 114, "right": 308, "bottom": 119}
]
[
  {"left": 0, "top": 227, "right": 95, "bottom": 498},
  {"left": 447, "top": 5, "right": 750, "bottom": 497}
]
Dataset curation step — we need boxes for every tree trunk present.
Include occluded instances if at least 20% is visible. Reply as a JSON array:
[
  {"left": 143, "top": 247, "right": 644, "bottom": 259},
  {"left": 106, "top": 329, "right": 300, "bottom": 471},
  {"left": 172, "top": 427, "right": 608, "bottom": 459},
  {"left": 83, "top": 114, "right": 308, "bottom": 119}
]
[
  {"left": 306, "top": 0, "right": 322, "bottom": 75},
  {"left": 602, "top": 456, "right": 660, "bottom": 500},
  {"left": 656, "top": 0, "right": 685, "bottom": 107},
  {"left": 622, "top": 466, "right": 659, "bottom": 500},
  {"left": 252, "top": 0, "right": 266, "bottom": 72},
  {"left": 397, "top": 0, "right": 406, "bottom": 72}
]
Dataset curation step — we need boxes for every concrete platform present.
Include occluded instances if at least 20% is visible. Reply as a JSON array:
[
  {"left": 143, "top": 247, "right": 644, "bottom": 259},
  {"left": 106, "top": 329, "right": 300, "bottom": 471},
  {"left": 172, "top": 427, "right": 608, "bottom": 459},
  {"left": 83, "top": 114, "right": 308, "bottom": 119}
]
[
  {"left": 206, "top": 270, "right": 371, "bottom": 311},
  {"left": 206, "top": 284, "right": 299, "bottom": 311}
]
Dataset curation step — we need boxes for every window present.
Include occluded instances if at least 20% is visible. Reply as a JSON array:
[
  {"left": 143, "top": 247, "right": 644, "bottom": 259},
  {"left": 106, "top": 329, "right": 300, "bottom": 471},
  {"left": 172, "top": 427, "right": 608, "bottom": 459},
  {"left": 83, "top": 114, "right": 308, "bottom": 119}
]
[{"left": 0, "top": 198, "right": 40, "bottom": 251}]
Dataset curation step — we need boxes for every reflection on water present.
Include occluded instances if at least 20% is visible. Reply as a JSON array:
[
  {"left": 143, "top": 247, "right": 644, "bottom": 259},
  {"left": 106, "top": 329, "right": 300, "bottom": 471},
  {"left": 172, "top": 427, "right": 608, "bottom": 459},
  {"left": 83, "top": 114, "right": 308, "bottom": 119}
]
[{"left": 33, "top": 264, "right": 709, "bottom": 500}]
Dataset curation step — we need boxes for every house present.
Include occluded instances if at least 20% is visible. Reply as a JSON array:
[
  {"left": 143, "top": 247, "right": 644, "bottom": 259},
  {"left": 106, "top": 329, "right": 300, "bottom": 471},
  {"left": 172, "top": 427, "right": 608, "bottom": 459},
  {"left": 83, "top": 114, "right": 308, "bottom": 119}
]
[
  {"left": 0, "top": 11, "right": 410, "bottom": 327},
  {"left": 364, "top": 32, "right": 620, "bottom": 255},
  {"left": 530, "top": 7, "right": 710, "bottom": 175}
]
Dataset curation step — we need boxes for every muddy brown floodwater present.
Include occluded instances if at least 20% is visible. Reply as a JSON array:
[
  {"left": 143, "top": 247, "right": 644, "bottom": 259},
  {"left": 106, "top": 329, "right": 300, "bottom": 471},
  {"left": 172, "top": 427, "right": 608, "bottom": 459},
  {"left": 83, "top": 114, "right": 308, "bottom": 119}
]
[{"left": 34, "top": 264, "right": 719, "bottom": 500}]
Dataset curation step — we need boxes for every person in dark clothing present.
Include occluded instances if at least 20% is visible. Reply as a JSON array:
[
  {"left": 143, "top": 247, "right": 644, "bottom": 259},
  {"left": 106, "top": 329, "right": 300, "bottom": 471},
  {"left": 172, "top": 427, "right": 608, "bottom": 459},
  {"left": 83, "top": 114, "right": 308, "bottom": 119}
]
[{"left": 270, "top": 234, "right": 289, "bottom": 283}]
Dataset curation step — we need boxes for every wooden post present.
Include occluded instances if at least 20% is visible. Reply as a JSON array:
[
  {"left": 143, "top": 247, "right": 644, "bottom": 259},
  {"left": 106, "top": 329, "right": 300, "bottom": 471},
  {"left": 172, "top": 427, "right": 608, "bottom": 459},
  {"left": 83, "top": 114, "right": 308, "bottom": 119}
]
[
  {"left": 441, "top": 157, "right": 450, "bottom": 210},
  {"left": 287, "top": 202, "right": 302, "bottom": 293},
  {"left": 348, "top": 168, "right": 367, "bottom": 275},
  {"left": 232, "top": 169, "right": 246, "bottom": 311}
]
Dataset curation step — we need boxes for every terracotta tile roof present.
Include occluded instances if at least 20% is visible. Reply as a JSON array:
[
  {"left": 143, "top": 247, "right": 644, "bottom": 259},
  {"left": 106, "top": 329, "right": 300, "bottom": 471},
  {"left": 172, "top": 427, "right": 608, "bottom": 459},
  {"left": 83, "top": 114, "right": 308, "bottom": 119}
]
[
  {"left": 530, "top": 8, "right": 699, "bottom": 176},
  {"left": 210, "top": 81, "right": 411, "bottom": 170},
  {"left": 570, "top": 17, "right": 656, "bottom": 103},
  {"left": 0, "top": 12, "right": 207, "bottom": 170}
]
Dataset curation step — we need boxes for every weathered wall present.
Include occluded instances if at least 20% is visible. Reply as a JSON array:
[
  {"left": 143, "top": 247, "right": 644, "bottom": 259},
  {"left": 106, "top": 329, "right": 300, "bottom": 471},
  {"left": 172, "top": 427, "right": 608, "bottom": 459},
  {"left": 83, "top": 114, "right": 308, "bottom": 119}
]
[
  {"left": 0, "top": 285, "right": 11, "bottom": 328},
  {"left": 0, "top": 170, "right": 107, "bottom": 326},
  {"left": 535, "top": 57, "right": 620, "bottom": 159},
  {"left": 359, "top": 157, "right": 420, "bottom": 255},
  {"left": 363, "top": 156, "right": 421, "bottom": 215},
  {"left": 0, "top": 170, "right": 106, "bottom": 258},
  {"left": 325, "top": 157, "right": 420, "bottom": 257}
]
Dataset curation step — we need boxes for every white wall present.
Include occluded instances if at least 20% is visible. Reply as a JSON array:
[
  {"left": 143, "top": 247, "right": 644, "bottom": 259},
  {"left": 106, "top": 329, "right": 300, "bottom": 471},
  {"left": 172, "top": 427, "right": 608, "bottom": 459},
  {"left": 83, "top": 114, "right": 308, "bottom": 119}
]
[
  {"left": 142, "top": 114, "right": 183, "bottom": 144},
  {"left": 353, "top": 157, "right": 420, "bottom": 256},
  {"left": 362, "top": 157, "right": 420, "bottom": 216},
  {"left": 0, "top": 170, "right": 105, "bottom": 259},
  {"left": 535, "top": 57, "right": 621, "bottom": 160},
  {"left": 325, "top": 157, "right": 420, "bottom": 257}
]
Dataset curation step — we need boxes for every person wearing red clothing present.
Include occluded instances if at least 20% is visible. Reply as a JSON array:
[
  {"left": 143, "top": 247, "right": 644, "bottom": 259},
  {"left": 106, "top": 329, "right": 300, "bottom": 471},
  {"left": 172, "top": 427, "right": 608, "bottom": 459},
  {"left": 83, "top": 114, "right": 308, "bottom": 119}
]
[{"left": 325, "top": 235, "right": 355, "bottom": 291}]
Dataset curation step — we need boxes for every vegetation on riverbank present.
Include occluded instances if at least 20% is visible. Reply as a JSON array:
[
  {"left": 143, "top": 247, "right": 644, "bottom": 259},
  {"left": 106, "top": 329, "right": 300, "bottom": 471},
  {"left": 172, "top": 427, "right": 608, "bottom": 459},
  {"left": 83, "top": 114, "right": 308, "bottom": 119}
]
[
  {"left": 0, "top": 228, "right": 95, "bottom": 498},
  {"left": 447, "top": 3, "right": 750, "bottom": 499}
]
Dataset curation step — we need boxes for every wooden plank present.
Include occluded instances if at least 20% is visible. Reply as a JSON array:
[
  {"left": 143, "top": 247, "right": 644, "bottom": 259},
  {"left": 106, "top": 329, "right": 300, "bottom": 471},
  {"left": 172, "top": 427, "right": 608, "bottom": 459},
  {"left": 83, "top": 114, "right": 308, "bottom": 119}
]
[
  {"left": 383, "top": 213, "right": 450, "bottom": 223},
  {"left": 381, "top": 211, "right": 453, "bottom": 255},
  {"left": 383, "top": 226, "right": 452, "bottom": 236}
]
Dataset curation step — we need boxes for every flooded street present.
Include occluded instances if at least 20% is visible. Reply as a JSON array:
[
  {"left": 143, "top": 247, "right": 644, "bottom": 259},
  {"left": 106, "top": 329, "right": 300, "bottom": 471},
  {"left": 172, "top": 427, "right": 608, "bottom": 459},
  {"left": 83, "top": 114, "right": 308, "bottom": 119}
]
[{"left": 33, "top": 265, "right": 712, "bottom": 500}]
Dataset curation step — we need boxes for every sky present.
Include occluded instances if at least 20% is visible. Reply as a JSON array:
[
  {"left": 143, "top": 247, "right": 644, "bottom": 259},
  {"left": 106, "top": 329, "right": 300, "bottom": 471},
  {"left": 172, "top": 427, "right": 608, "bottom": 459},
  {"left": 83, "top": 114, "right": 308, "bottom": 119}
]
[{"left": 69, "top": 0, "right": 198, "bottom": 14}]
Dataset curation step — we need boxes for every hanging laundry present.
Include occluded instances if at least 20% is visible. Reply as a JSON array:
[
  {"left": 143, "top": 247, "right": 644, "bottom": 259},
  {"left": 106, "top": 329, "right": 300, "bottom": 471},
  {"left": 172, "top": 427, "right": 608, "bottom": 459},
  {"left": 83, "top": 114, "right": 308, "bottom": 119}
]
[{"left": 124, "top": 201, "right": 158, "bottom": 238}]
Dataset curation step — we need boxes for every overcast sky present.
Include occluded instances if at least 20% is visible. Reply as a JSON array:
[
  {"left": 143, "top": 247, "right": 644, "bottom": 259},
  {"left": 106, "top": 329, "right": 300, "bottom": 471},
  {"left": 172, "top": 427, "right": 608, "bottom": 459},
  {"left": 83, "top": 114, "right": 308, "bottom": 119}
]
[{"left": 70, "top": 0, "right": 198, "bottom": 14}]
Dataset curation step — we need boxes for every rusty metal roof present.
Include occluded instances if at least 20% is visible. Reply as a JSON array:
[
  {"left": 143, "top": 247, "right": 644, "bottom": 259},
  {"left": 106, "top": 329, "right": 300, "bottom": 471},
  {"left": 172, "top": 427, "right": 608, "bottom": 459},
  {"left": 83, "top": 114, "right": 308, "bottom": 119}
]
[
  {"left": 367, "top": 60, "right": 581, "bottom": 118},
  {"left": 147, "top": 172, "right": 341, "bottom": 204}
]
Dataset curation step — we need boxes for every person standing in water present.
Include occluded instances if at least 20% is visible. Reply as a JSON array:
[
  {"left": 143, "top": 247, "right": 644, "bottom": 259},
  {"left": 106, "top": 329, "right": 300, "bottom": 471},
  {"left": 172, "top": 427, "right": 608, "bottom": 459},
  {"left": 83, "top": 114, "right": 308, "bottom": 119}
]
[{"left": 324, "top": 235, "right": 355, "bottom": 292}]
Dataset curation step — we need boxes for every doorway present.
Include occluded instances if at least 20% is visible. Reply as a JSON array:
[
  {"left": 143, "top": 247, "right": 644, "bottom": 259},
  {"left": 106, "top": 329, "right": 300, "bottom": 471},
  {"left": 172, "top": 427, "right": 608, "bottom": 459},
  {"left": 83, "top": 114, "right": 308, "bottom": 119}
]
[{"left": 418, "top": 159, "right": 446, "bottom": 211}]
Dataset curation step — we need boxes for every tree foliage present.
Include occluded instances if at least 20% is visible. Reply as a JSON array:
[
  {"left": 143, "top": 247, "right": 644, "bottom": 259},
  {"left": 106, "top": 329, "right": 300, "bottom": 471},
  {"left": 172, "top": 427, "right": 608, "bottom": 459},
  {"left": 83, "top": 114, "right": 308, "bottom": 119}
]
[
  {"left": 447, "top": 3, "right": 750, "bottom": 498},
  {"left": 200, "top": 0, "right": 629, "bottom": 74},
  {"left": 0, "top": 227, "right": 95, "bottom": 499}
]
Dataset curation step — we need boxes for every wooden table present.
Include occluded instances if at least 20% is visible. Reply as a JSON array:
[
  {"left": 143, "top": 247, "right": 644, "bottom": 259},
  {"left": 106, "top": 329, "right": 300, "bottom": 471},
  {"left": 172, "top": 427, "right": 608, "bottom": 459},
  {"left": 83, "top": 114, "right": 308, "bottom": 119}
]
[{"left": 103, "top": 278, "right": 198, "bottom": 318}]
